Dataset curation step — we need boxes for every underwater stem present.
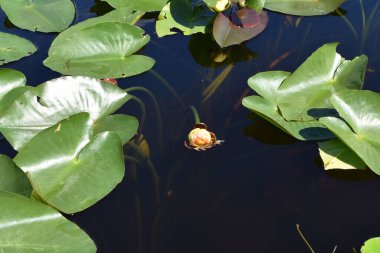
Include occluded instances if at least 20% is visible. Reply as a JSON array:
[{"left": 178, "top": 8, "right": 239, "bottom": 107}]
[
  {"left": 130, "top": 96, "right": 146, "bottom": 139},
  {"left": 189, "top": 106, "right": 201, "bottom": 124},
  {"left": 296, "top": 224, "right": 316, "bottom": 253}
]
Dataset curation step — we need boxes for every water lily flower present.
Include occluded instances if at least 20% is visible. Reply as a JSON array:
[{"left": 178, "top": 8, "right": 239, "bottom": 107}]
[{"left": 185, "top": 123, "right": 224, "bottom": 151}]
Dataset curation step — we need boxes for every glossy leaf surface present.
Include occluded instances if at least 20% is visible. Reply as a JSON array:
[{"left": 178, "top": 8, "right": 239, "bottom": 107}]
[
  {"left": 277, "top": 43, "right": 367, "bottom": 121},
  {"left": 320, "top": 90, "right": 380, "bottom": 175},
  {"left": 156, "top": 1, "right": 212, "bottom": 37},
  {"left": 14, "top": 113, "right": 125, "bottom": 214},
  {"left": 0, "top": 190, "right": 96, "bottom": 252},
  {"left": 0, "top": 154, "right": 32, "bottom": 197},
  {"left": 264, "top": 0, "right": 346, "bottom": 16},
  {"left": 242, "top": 71, "right": 333, "bottom": 140},
  {"left": 94, "top": 114, "right": 138, "bottom": 145},
  {"left": 44, "top": 22, "right": 154, "bottom": 78},
  {"left": 49, "top": 8, "right": 144, "bottom": 55},
  {"left": 0, "top": 0, "right": 75, "bottom": 32},
  {"left": 213, "top": 8, "right": 268, "bottom": 47},
  {"left": 0, "top": 76, "right": 130, "bottom": 150},
  {"left": 0, "top": 68, "right": 26, "bottom": 100},
  {"left": 246, "top": 0, "right": 265, "bottom": 12},
  {"left": 318, "top": 139, "right": 366, "bottom": 170},
  {"left": 101, "top": 0, "right": 167, "bottom": 11},
  {"left": 362, "top": 238, "right": 380, "bottom": 253},
  {"left": 0, "top": 32, "right": 36, "bottom": 65}
]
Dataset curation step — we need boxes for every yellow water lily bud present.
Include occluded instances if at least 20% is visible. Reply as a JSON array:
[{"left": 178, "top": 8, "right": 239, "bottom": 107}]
[
  {"left": 238, "top": 0, "right": 246, "bottom": 7},
  {"left": 188, "top": 128, "right": 212, "bottom": 147},
  {"left": 214, "top": 0, "right": 230, "bottom": 12}
]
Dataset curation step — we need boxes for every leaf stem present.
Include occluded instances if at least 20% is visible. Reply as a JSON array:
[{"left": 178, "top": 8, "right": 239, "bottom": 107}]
[
  {"left": 130, "top": 96, "right": 146, "bottom": 140},
  {"left": 296, "top": 224, "right": 316, "bottom": 253},
  {"left": 189, "top": 106, "right": 201, "bottom": 124}
]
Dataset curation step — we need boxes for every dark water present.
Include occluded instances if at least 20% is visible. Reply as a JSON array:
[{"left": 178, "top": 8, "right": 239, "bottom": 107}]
[{"left": 1, "top": 0, "right": 380, "bottom": 252}]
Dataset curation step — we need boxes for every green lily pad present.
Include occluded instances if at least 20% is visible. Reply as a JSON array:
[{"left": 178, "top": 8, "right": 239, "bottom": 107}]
[
  {"left": 48, "top": 8, "right": 145, "bottom": 55},
  {"left": 319, "top": 90, "right": 380, "bottom": 175},
  {"left": 264, "top": 0, "right": 346, "bottom": 16},
  {"left": 156, "top": 1, "right": 212, "bottom": 37},
  {"left": 101, "top": 0, "right": 167, "bottom": 11},
  {"left": 0, "top": 76, "right": 130, "bottom": 150},
  {"left": 318, "top": 139, "right": 366, "bottom": 170},
  {"left": 0, "top": 190, "right": 96, "bottom": 252},
  {"left": 242, "top": 71, "right": 333, "bottom": 140},
  {"left": 14, "top": 113, "right": 125, "bottom": 214},
  {"left": 94, "top": 114, "right": 138, "bottom": 145},
  {"left": 362, "top": 238, "right": 380, "bottom": 253},
  {"left": 0, "top": 68, "right": 26, "bottom": 99},
  {"left": 44, "top": 22, "right": 154, "bottom": 78},
  {"left": 0, "top": 32, "right": 37, "bottom": 65},
  {"left": 0, "top": 0, "right": 75, "bottom": 32},
  {"left": 0, "top": 154, "right": 32, "bottom": 197},
  {"left": 277, "top": 42, "right": 367, "bottom": 121},
  {"left": 246, "top": 0, "right": 266, "bottom": 12}
]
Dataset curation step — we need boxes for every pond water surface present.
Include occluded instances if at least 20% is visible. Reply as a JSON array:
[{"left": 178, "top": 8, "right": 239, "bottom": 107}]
[{"left": 1, "top": 1, "right": 380, "bottom": 252}]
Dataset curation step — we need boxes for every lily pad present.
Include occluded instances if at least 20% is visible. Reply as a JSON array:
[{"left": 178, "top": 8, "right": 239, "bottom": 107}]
[
  {"left": 318, "top": 139, "right": 366, "bottom": 170},
  {"left": 245, "top": 0, "right": 266, "bottom": 12},
  {"left": 213, "top": 8, "right": 268, "bottom": 47},
  {"left": 319, "top": 90, "right": 380, "bottom": 175},
  {"left": 94, "top": 114, "right": 139, "bottom": 145},
  {"left": 0, "top": 0, "right": 75, "bottom": 32},
  {"left": 362, "top": 238, "right": 380, "bottom": 253},
  {"left": 14, "top": 113, "right": 125, "bottom": 214},
  {"left": 277, "top": 42, "right": 367, "bottom": 121},
  {"left": 101, "top": 0, "right": 168, "bottom": 11},
  {"left": 0, "top": 76, "right": 130, "bottom": 150},
  {"left": 48, "top": 8, "right": 145, "bottom": 55},
  {"left": 0, "top": 154, "right": 32, "bottom": 197},
  {"left": 0, "top": 32, "right": 37, "bottom": 65},
  {"left": 156, "top": 1, "right": 212, "bottom": 37},
  {"left": 264, "top": 0, "right": 346, "bottom": 16},
  {"left": 0, "top": 190, "right": 97, "bottom": 252},
  {"left": 0, "top": 68, "right": 26, "bottom": 100},
  {"left": 242, "top": 71, "right": 333, "bottom": 140},
  {"left": 44, "top": 22, "right": 154, "bottom": 78}
]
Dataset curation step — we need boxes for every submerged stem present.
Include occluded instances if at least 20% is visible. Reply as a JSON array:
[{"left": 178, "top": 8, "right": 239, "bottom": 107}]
[
  {"left": 125, "top": 87, "right": 164, "bottom": 155},
  {"left": 130, "top": 96, "right": 146, "bottom": 140},
  {"left": 189, "top": 106, "right": 201, "bottom": 124},
  {"left": 296, "top": 224, "right": 316, "bottom": 253}
]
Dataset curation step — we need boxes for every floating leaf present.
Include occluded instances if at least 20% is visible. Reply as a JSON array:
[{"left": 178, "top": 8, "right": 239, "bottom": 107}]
[
  {"left": 0, "top": 189, "right": 97, "bottom": 252},
  {"left": 0, "top": 0, "right": 75, "bottom": 32},
  {"left": 14, "top": 113, "right": 125, "bottom": 214},
  {"left": 318, "top": 139, "right": 366, "bottom": 170},
  {"left": 0, "top": 32, "right": 36, "bottom": 65},
  {"left": 0, "top": 68, "right": 26, "bottom": 99},
  {"left": 320, "top": 90, "right": 380, "bottom": 175},
  {"left": 156, "top": 1, "right": 212, "bottom": 37},
  {"left": 0, "top": 154, "right": 32, "bottom": 197},
  {"left": 277, "top": 43, "right": 367, "bottom": 121},
  {"left": 245, "top": 0, "right": 266, "bottom": 12},
  {"left": 48, "top": 8, "right": 145, "bottom": 55},
  {"left": 0, "top": 76, "right": 130, "bottom": 150},
  {"left": 44, "top": 22, "right": 154, "bottom": 78},
  {"left": 242, "top": 71, "right": 333, "bottom": 140},
  {"left": 101, "top": 0, "right": 167, "bottom": 11},
  {"left": 264, "top": 0, "right": 346, "bottom": 16},
  {"left": 213, "top": 8, "right": 268, "bottom": 47},
  {"left": 94, "top": 114, "right": 139, "bottom": 145},
  {"left": 362, "top": 238, "right": 380, "bottom": 253}
]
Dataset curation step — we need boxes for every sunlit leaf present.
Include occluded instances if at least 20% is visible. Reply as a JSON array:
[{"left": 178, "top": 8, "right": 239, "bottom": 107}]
[
  {"left": 242, "top": 71, "right": 333, "bottom": 140},
  {"left": 213, "top": 8, "right": 268, "bottom": 47},
  {"left": 48, "top": 8, "right": 145, "bottom": 55},
  {"left": 0, "top": 190, "right": 97, "bottom": 252},
  {"left": 277, "top": 42, "right": 367, "bottom": 121},
  {"left": 0, "top": 76, "right": 130, "bottom": 150},
  {"left": 156, "top": 1, "right": 212, "bottom": 37},
  {"left": 362, "top": 238, "right": 380, "bottom": 253},
  {"left": 0, "top": 0, "right": 75, "bottom": 32},
  {"left": 101, "top": 0, "right": 167, "bottom": 11},
  {"left": 0, "top": 154, "right": 32, "bottom": 197},
  {"left": 0, "top": 68, "right": 26, "bottom": 100},
  {"left": 320, "top": 90, "right": 380, "bottom": 175},
  {"left": 14, "top": 113, "right": 125, "bottom": 214},
  {"left": 245, "top": 0, "right": 266, "bottom": 12},
  {"left": 94, "top": 114, "right": 138, "bottom": 145},
  {"left": 318, "top": 139, "right": 366, "bottom": 170},
  {"left": 44, "top": 22, "right": 154, "bottom": 78},
  {"left": 0, "top": 32, "right": 36, "bottom": 65},
  {"left": 264, "top": 0, "right": 346, "bottom": 16}
]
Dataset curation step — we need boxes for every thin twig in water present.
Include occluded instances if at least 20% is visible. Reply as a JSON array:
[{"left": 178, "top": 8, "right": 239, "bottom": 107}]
[
  {"left": 332, "top": 245, "right": 338, "bottom": 253},
  {"left": 296, "top": 224, "right": 316, "bottom": 253}
]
